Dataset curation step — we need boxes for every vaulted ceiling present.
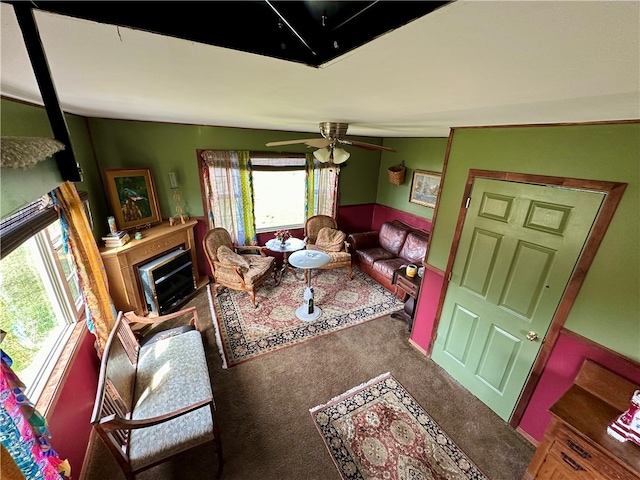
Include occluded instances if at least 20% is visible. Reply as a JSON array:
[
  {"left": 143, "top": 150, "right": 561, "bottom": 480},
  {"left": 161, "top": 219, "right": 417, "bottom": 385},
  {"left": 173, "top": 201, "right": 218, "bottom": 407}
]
[{"left": 1, "top": 1, "right": 638, "bottom": 138}]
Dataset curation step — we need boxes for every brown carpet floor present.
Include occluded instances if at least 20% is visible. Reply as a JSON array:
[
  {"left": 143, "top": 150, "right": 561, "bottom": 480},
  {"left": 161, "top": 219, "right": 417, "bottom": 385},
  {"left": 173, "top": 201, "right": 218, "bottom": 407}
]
[{"left": 82, "top": 283, "right": 535, "bottom": 480}]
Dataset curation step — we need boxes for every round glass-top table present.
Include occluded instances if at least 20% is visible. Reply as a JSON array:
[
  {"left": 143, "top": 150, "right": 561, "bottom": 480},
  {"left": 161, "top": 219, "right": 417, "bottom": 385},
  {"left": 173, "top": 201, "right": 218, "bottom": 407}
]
[{"left": 287, "top": 250, "right": 331, "bottom": 321}]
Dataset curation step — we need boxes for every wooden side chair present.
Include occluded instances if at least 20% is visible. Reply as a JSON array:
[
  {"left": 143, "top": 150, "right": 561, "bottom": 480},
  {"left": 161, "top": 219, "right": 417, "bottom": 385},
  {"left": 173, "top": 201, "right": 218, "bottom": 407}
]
[
  {"left": 203, "top": 227, "right": 276, "bottom": 307},
  {"left": 303, "top": 215, "right": 353, "bottom": 280}
]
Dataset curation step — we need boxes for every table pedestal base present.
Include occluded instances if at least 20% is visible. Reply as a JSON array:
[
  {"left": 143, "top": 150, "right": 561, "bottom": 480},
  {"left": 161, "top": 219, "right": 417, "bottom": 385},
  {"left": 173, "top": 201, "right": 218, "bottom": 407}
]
[
  {"left": 295, "top": 305, "right": 322, "bottom": 322},
  {"left": 295, "top": 286, "right": 322, "bottom": 321}
]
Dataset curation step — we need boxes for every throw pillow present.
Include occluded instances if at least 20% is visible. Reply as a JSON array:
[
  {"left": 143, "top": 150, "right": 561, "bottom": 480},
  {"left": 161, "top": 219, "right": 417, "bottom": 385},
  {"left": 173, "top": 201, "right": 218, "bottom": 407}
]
[
  {"left": 217, "top": 245, "right": 250, "bottom": 272},
  {"left": 315, "top": 227, "right": 346, "bottom": 252}
]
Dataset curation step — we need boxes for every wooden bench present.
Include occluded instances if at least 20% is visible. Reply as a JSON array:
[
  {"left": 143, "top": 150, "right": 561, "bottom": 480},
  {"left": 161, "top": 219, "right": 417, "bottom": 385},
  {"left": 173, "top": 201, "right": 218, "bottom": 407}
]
[{"left": 90, "top": 307, "right": 222, "bottom": 479}]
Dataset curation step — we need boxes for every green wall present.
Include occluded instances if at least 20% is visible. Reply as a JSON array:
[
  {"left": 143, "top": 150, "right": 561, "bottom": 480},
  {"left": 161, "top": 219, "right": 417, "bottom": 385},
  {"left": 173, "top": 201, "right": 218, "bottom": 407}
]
[
  {"left": 86, "top": 118, "right": 384, "bottom": 221},
  {"left": 427, "top": 124, "right": 640, "bottom": 361},
  {"left": 376, "top": 137, "right": 448, "bottom": 218},
  {"left": 0, "top": 99, "right": 108, "bottom": 233}
]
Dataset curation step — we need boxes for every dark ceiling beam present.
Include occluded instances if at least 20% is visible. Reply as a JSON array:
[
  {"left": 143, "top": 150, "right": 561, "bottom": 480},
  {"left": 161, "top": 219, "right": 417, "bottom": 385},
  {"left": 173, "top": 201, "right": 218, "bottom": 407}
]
[{"left": 12, "top": 3, "right": 82, "bottom": 182}]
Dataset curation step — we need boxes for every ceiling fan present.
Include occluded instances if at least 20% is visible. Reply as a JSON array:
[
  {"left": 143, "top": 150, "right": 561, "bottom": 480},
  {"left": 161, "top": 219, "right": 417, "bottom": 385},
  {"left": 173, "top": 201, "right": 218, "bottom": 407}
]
[{"left": 265, "top": 122, "right": 396, "bottom": 165}]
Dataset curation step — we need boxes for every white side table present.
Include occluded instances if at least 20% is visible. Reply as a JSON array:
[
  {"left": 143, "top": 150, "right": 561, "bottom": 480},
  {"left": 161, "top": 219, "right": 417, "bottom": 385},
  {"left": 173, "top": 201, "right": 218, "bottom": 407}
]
[
  {"left": 265, "top": 237, "right": 306, "bottom": 284},
  {"left": 288, "top": 250, "right": 331, "bottom": 321}
]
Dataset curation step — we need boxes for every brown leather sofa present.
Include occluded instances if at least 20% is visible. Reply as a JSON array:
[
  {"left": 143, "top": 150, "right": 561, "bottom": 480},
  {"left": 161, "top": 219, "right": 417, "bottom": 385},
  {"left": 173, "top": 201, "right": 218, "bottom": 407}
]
[{"left": 347, "top": 220, "right": 429, "bottom": 296}]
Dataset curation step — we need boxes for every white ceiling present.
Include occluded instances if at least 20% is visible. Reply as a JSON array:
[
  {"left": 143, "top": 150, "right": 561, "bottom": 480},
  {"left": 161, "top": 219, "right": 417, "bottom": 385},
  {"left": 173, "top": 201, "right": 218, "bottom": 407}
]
[{"left": 1, "top": 0, "right": 638, "bottom": 139}]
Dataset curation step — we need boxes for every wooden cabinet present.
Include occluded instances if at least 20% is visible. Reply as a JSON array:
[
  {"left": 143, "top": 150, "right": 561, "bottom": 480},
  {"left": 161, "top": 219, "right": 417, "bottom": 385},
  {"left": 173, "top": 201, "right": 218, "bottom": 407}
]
[
  {"left": 99, "top": 219, "right": 208, "bottom": 316},
  {"left": 524, "top": 359, "right": 640, "bottom": 480},
  {"left": 391, "top": 266, "right": 421, "bottom": 331}
]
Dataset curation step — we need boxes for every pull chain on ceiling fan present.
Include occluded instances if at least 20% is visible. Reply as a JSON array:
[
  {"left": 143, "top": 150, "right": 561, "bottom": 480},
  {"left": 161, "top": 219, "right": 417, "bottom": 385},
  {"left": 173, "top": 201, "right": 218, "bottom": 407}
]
[{"left": 265, "top": 122, "right": 395, "bottom": 165}]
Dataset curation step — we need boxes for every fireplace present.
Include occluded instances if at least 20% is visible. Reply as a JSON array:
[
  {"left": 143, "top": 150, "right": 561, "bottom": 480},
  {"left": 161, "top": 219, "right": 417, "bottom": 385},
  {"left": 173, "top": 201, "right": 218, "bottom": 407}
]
[{"left": 137, "top": 248, "right": 196, "bottom": 315}]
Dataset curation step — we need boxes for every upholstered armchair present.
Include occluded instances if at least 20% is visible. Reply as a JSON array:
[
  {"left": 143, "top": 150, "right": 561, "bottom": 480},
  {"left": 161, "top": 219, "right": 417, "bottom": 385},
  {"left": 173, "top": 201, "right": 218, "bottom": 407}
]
[
  {"left": 203, "top": 228, "right": 276, "bottom": 307},
  {"left": 303, "top": 215, "right": 352, "bottom": 280}
]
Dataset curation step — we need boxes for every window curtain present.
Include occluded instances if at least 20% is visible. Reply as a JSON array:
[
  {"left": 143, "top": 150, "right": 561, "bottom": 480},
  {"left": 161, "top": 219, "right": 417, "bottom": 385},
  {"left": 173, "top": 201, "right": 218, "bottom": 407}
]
[
  {"left": 0, "top": 350, "right": 70, "bottom": 479},
  {"left": 201, "top": 150, "right": 256, "bottom": 245},
  {"left": 305, "top": 153, "right": 340, "bottom": 218},
  {"left": 52, "top": 182, "right": 116, "bottom": 353}
]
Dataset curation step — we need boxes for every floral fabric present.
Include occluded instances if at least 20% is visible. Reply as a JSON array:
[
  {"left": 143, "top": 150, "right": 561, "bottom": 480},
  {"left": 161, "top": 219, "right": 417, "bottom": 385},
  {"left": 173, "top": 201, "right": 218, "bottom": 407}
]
[
  {"left": 217, "top": 245, "right": 250, "bottom": 272},
  {"left": 0, "top": 351, "right": 70, "bottom": 479},
  {"left": 129, "top": 331, "right": 214, "bottom": 470}
]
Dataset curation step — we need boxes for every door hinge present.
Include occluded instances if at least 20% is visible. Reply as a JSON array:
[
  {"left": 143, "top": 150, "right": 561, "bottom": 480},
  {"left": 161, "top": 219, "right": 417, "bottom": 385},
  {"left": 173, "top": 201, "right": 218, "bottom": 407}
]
[
  {"left": 465, "top": 197, "right": 471, "bottom": 209},
  {"left": 448, "top": 271, "right": 452, "bottom": 282}
]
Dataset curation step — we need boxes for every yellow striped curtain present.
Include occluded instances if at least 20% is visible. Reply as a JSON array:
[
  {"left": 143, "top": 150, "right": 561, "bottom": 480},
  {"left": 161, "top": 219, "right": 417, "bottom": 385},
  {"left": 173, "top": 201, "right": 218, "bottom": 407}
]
[{"left": 55, "top": 182, "right": 116, "bottom": 353}]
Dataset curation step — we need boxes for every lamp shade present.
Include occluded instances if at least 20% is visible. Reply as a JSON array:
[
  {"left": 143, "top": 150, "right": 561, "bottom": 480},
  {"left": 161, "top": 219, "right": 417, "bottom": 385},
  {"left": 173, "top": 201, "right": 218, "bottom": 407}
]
[
  {"left": 168, "top": 172, "right": 179, "bottom": 189},
  {"left": 313, "top": 147, "right": 332, "bottom": 163},
  {"left": 332, "top": 147, "right": 350, "bottom": 165}
]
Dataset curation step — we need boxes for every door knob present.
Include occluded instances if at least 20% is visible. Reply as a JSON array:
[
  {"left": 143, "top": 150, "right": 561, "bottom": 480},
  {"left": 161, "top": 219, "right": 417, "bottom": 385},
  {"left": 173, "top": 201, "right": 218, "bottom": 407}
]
[{"left": 526, "top": 331, "right": 539, "bottom": 342}]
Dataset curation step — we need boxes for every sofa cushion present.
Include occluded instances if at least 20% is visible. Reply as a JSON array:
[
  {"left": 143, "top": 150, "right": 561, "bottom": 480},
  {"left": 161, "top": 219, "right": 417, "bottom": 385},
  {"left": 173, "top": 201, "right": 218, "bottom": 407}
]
[
  {"left": 315, "top": 227, "right": 346, "bottom": 252},
  {"left": 354, "top": 247, "right": 396, "bottom": 268},
  {"left": 378, "top": 221, "right": 409, "bottom": 256},
  {"left": 372, "top": 258, "right": 406, "bottom": 279},
  {"left": 398, "top": 231, "right": 429, "bottom": 264},
  {"left": 129, "top": 330, "right": 214, "bottom": 470}
]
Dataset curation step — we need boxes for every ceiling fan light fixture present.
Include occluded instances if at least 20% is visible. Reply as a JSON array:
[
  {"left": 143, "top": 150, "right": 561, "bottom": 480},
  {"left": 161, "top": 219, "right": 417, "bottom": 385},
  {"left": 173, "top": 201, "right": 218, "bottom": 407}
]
[
  {"left": 332, "top": 147, "right": 350, "bottom": 164},
  {"left": 313, "top": 147, "right": 332, "bottom": 163}
]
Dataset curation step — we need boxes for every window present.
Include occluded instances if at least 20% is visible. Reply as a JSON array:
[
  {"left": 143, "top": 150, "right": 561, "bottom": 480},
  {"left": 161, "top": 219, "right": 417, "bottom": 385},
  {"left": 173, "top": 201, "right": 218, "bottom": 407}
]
[
  {"left": 200, "top": 150, "right": 338, "bottom": 243},
  {"left": 251, "top": 155, "right": 306, "bottom": 232},
  {"left": 0, "top": 219, "right": 84, "bottom": 401}
]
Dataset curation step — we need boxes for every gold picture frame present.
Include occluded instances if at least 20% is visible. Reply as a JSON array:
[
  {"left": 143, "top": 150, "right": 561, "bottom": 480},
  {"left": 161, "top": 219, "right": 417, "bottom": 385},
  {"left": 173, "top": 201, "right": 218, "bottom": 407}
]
[
  {"left": 104, "top": 168, "right": 161, "bottom": 231},
  {"left": 409, "top": 170, "right": 441, "bottom": 208}
]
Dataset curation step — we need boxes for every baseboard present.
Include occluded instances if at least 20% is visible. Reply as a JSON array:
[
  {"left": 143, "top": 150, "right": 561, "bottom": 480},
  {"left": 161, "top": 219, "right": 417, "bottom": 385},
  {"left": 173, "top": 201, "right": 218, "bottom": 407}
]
[
  {"left": 408, "top": 338, "right": 428, "bottom": 356},
  {"left": 516, "top": 426, "right": 538, "bottom": 447}
]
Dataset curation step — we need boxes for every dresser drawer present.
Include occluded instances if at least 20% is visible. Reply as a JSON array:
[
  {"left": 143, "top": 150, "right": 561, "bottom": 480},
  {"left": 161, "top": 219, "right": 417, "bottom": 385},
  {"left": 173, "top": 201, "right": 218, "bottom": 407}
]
[
  {"left": 396, "top": 275, "right": 418, "bottom": 297},
  {"left": 551, "top": 427, "right": 635, "bottom": 480}
]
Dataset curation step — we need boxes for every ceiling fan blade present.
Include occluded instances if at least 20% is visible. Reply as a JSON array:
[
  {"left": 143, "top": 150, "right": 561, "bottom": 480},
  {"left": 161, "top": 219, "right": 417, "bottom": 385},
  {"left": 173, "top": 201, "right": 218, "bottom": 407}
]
[
  {"left": 265, "top": 138, "right": 320, "bottom": 147},
  {"left": 304, "top": 138, "right": 332, "bottom": 148},
  {"left": 339, "top": 139, "right": 397, "bottom": 153},
  {"left": 265, "top": 138, "right": 332, "bottom": 148}
]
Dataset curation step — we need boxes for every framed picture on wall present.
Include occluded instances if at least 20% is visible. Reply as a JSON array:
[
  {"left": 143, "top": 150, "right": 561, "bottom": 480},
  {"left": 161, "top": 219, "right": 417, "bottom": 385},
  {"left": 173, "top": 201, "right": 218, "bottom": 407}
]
[
  {"left": 104, "top": 168, "right": 161, "bottom": 231},
  {"left": 409, "top": 170, "right": 441, "bottom": 208}
]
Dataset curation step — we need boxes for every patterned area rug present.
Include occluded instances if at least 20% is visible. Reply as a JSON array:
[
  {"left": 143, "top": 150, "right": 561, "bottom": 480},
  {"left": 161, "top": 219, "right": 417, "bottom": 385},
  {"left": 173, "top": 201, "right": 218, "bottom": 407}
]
[
  {"left": 310, "top": 373, "right": 488, "bottom": 480},
  {"left": 207, "top": 269, "right": 403, "bottom": 368}
]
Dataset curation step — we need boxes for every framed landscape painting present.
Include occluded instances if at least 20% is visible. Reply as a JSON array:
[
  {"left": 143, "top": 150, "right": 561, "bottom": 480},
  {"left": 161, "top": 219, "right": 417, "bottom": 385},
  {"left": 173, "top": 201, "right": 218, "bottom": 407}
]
[
  {"left": 104, "top": 168, "right": 161, "bottom": 230},
  {"left": 409, "top": 170, "right": 441, "bottom": 208}
]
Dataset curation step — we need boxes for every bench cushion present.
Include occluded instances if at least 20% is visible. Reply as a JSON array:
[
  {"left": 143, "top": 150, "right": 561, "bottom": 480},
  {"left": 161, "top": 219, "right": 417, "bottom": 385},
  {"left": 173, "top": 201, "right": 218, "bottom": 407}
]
[{"left": 129, "top": 330, "right": 214, "bottom": 470}]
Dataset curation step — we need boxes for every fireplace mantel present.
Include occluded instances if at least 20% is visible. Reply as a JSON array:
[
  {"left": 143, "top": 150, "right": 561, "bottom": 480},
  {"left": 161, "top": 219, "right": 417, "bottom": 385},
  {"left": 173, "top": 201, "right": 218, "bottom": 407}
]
[{"left": 100, "top": 219, "right": 207, "bottom": 316}]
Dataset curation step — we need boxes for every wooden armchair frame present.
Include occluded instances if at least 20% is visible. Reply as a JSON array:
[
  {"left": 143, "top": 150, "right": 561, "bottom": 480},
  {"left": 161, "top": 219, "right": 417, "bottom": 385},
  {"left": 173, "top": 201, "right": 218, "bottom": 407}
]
[
  {"left": 203, "top": 227, "right": 275, "bottom": 307},
  {"left": 304, "top": 215, "right": 353, "bottom": 280}
]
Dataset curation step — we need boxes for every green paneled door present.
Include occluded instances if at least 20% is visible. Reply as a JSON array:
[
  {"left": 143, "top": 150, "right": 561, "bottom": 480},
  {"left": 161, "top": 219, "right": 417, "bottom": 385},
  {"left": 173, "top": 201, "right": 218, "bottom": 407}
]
[{"left": 431, "top": 178, "right": 605, "bottom": 420}]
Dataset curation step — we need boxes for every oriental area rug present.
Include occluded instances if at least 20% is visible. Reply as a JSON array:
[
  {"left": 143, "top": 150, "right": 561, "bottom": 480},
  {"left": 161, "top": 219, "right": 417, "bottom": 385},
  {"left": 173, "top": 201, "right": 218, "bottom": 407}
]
[
  {"left": 207, "top": 269, "right": 403, "bottom": 368},
  {"left": 310, "top": 372, "right": 489, "bottom": 480}
]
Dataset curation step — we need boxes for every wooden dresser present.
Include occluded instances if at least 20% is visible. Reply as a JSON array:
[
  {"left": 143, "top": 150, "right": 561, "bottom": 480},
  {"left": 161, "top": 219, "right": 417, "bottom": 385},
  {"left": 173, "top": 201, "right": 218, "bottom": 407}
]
[
  {"left": 524, "top": 359, "right": 640, "bottom": 480},
  {"left": 99, "top": 219, "right": 208, "bottom": 316}
]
